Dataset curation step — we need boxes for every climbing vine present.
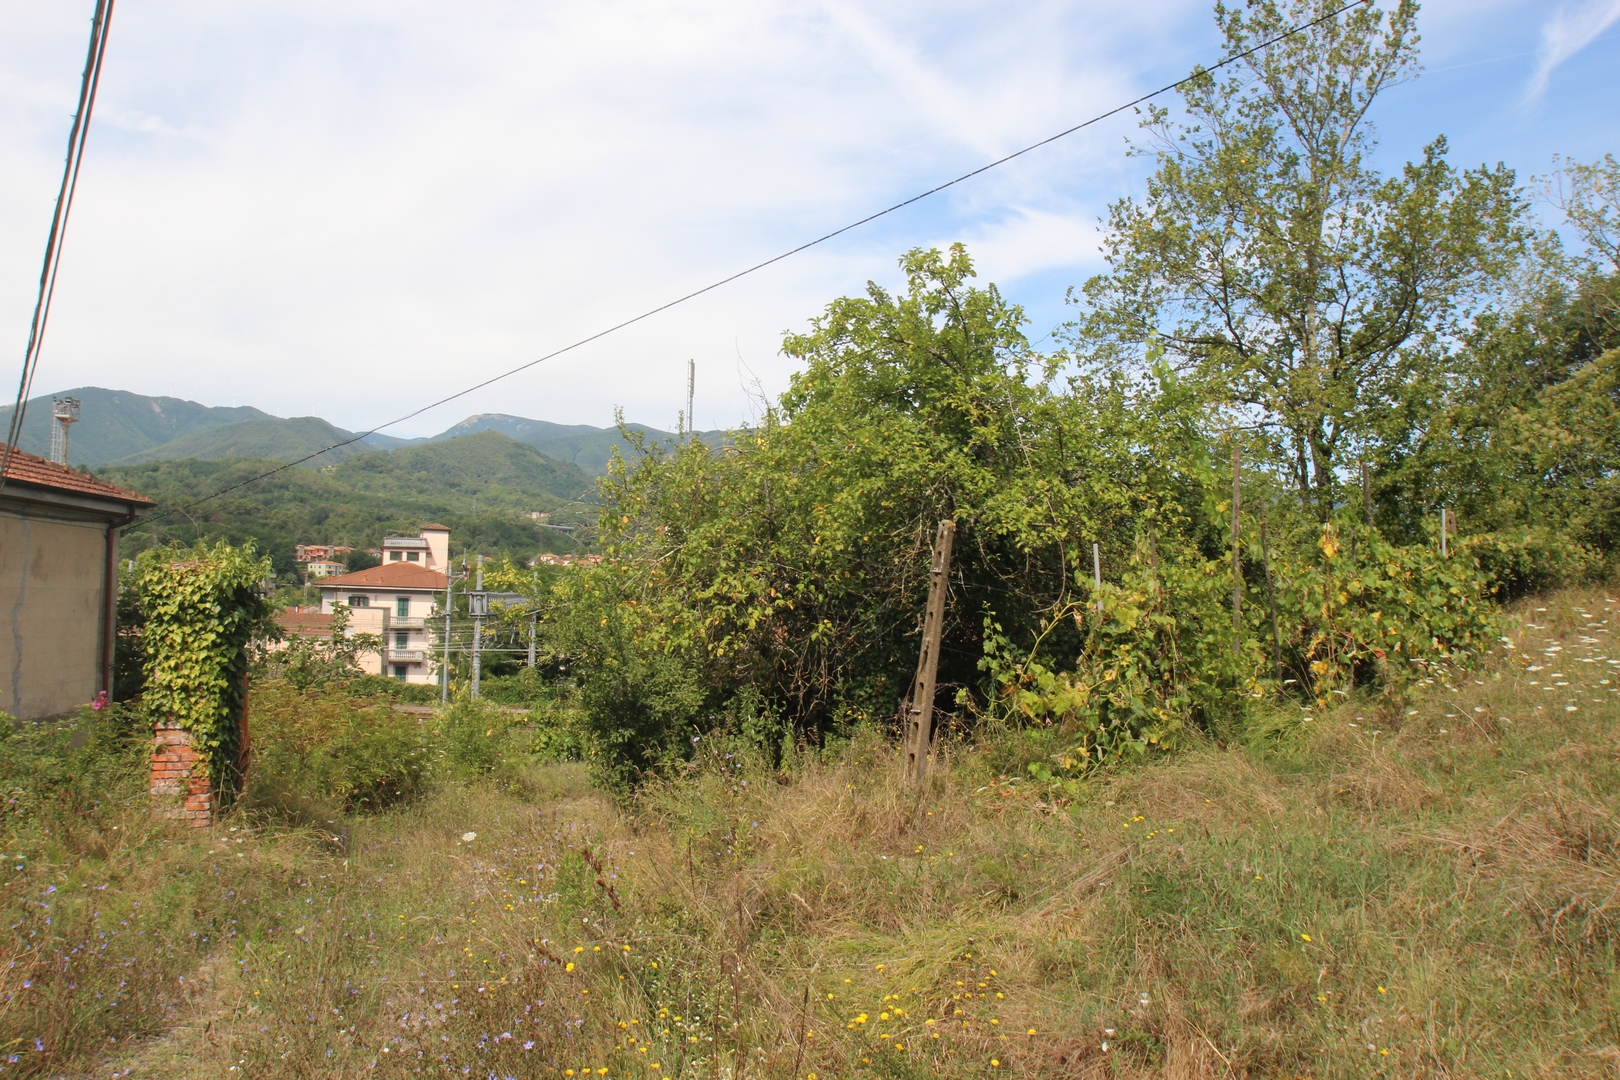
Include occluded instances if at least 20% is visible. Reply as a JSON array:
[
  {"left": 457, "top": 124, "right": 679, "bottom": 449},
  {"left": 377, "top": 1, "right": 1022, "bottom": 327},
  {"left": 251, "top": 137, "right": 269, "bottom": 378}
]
[{"left": 133, "top": 541, "right": 274, "bottom": 793}]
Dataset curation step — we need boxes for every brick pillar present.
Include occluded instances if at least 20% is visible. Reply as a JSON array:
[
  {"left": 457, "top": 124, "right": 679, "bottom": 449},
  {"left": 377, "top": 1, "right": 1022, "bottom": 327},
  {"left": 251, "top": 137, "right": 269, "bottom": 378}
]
[{"left": 151, "top": 723, "right": 213, "bottom": 826}]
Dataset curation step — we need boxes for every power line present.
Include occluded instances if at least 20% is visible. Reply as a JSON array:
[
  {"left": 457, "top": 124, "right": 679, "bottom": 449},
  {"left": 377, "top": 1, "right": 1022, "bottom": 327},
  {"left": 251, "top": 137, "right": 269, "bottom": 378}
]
[
  {"left": 1, "top": 0, "right": 116, "bottom": 492},
  {"left": 128, "top": 0, "right": 1368, "bottom": 531}
]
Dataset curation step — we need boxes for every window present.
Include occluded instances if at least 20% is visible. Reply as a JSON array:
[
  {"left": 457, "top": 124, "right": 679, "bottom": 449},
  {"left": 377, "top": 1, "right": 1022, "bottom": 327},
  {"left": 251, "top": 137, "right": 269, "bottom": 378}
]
[
  {"left": 392, "top": 665, "right": 408, "bottom": 681},
  {"left": 349, "top": 595, "right": 369, "bottom": 608},
  {"left": 396, "top": 596, "right": 410, "bottom": 617},
  {"left": 406, "top": 551, "right": 420, "bottom": 562},
  {"left": 390, "top": 551, "right": 402, "bottom": 561},
  {"left": 395, "top": 630, "right": 409, "bottom": 650}
]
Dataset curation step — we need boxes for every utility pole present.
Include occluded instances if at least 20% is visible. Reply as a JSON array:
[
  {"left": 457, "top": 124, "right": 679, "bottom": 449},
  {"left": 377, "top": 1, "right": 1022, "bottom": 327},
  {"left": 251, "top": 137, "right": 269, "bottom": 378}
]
[
  {"left": 441, "top": 557, "right": 455, "bottom": 703},
  {"left": 1231, "top": 443, "right": 1242, "bottom": 660},
  {"left": 686, "top": 359, "right": 695, "bottom": 439},
  {"left": 470, "top": 554, "right": 485, "bottom": 698},
  {"left": 903, "top": 520, "right": 955, "bottom": 788},
  {"left": 527, "top": 616, "right": 536, "bottom": 668}
]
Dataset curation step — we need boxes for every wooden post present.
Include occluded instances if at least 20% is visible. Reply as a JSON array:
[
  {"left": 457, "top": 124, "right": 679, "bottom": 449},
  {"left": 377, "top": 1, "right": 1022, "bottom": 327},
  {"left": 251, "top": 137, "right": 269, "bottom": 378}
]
[
  {"left": 903, "top": 520, "right": 955, "bottom": 788},
  {"left": 1092, "top": 542, "right": 1102, "bottom": 617},
  {"left": 1260, "top": 516, "right": 1281, "bottom": 682},
  {"left": 1231, "top": 444, "right": 1242, "bottom": 659}
]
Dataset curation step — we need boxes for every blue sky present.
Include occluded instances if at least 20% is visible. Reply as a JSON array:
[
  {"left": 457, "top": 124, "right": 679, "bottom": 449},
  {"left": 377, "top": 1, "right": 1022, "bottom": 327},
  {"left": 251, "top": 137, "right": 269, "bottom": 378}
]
[{"left": 0, "top": 0, "right": 1616, "bottom": 438}]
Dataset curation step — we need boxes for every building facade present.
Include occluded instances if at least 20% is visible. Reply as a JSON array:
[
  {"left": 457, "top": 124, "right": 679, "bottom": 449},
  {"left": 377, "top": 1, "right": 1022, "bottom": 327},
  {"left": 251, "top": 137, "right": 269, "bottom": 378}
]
[
  {"left": 0, "top": 450, "right": 152, "bottom": 718},
  {"left": 315, "top": 526, "right": 451, "bottom": 684}
]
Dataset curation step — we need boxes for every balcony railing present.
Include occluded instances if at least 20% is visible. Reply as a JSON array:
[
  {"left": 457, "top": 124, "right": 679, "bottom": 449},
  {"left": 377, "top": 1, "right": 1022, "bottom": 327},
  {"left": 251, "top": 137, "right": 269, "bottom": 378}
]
[
  {"left": 391, "top": 616, "right": 426, "bottom": 629},
  {"left": 388, "top": 649, "right": 428, "bottom": 663}
]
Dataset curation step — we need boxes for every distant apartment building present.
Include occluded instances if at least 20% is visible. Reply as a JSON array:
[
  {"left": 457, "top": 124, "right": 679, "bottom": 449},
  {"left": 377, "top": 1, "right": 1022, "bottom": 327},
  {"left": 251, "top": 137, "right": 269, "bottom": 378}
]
[
  {"left": 294, "top": 543, "right": 354, "bottom": 562},
  {"left": 304, "top": 559, "right": 347, "bottom": 579},
  {"left": 315, "top": 525, "right": 450, "bottom": 684},
  {"left": 531, "top": 552, "right": 603, "bottom": 568}
]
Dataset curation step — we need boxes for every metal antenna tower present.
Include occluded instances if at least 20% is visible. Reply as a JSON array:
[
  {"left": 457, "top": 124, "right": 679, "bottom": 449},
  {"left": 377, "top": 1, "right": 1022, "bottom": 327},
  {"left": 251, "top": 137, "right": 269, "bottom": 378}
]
[{"left": 50, "top": 397, "right": 79, "bottom": 465}]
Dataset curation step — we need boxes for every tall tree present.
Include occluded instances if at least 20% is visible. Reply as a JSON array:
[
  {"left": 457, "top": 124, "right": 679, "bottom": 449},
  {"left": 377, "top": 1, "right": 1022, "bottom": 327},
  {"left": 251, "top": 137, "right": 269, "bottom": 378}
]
[{"left": 1075, "top": 0, "right": 1527, "bottom": 516}]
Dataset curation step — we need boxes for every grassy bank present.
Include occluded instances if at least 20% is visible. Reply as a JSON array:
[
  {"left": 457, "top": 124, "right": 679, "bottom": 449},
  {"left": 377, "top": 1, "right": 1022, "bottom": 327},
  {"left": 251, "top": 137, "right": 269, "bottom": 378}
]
[{"left": 3, "top": 590, "right": 1619, "bottom": 1077}]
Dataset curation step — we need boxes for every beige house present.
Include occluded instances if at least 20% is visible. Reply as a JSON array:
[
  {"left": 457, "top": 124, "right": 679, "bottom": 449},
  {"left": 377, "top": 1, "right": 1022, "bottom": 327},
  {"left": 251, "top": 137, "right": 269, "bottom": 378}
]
[
  {"left": 0, "top": 450, "right": 153, "bottom": 718},
  {"left": 315, "top": 526, "right": 450, "bottom": 684}
]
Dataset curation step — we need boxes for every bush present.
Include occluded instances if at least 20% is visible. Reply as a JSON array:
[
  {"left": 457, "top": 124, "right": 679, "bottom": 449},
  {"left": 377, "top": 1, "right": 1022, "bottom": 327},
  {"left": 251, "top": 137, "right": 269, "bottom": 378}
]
[
  {"left": 0, "top": 703, "right": 145, "bottom": 830},
  {"left": 345, "top": 673, "right": 441, "bottom": 704},
  {"left": 431, "top": 696, "right": 520, "bottom": 779},
  {"left": 1460, "top": 526, "right": 1602, "bottom": 599},
  {"left": 243, "top": 682, "right": 432, "bottom": 821}
]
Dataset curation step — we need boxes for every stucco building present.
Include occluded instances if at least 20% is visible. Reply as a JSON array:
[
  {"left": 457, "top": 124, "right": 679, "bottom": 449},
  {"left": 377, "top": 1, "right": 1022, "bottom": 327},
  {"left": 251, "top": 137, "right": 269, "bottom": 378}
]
[
  {"left": 0, "top": 450, "right": 152, "bottom": 718},
  {"left": 315, "top": 525, "right": 450, "bottom": 684}
]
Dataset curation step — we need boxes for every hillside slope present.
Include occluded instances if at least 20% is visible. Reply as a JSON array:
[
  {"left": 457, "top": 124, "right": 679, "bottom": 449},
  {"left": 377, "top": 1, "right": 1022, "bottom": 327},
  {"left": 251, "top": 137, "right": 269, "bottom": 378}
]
[
  {"left": 0, "top": 387, "right": 271, "bottom": 465},
  {"left": 435, "top": 412, "right": 727, "bottom": 475},
  {"left": 102, "top": 431, "right": 594, "bottom": 573},
  {"left": 111, "top": 416, "right": 378, "bottom": 465}
]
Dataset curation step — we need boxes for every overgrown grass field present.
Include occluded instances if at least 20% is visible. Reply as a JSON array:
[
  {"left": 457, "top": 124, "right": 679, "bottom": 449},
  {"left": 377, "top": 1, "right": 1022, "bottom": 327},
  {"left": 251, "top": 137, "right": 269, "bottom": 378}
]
[{"left": 4, "top": 590, "right": 1619, "bottom": 1078}]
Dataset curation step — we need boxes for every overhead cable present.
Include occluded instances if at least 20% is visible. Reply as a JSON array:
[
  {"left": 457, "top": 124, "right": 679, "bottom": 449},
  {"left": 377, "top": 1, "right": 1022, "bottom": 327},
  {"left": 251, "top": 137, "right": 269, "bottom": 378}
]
[
  {"left": 1, "top": 0, "right": 117, "bottom": 492},
  {"left": 130, "top": 0, "right": 1369, "bottom": 530}
]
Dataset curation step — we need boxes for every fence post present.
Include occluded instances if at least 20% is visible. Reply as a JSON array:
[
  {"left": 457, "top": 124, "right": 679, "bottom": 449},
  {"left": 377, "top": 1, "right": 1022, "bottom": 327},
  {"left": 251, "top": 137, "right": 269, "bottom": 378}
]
[
  {"left": 1231, "top": 444, "right": 1242, "bottom": 660},
  {"left": 903, "top": 520, "right": 955, "bottom": 788}
]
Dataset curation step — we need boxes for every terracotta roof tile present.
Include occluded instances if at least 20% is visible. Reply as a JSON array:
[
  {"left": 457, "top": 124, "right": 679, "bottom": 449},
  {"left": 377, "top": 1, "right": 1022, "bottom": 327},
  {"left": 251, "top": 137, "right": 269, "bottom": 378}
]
[
  {"left": 276, "top": 610, "right": 336, "bottom": 636},
  {"left": 316, "top": 562, "right": 448, "bottom": 590},
  {"left": 0, "top": 448, "right": 154, "bottom": 507}
]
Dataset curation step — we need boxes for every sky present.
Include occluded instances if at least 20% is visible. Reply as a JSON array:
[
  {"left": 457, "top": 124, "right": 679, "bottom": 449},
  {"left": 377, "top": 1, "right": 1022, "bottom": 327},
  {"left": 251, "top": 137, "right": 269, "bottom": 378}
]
[{"left": 0, "top": 0, "right": 1617, "bottom": 439}]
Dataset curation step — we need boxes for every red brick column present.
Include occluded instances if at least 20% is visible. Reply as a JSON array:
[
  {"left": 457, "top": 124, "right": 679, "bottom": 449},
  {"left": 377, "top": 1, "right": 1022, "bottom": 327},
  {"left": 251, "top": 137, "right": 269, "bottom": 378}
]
[{"left": 151, "top": 723, "right": 213, "bottom": 826}]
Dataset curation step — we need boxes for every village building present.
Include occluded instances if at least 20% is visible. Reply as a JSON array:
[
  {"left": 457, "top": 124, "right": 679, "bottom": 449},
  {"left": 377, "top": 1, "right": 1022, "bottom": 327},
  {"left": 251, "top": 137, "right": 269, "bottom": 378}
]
[
  {"left": 294, "top": 542, "right": 354, "bottom": 562},
  {"left": 303, "top": 558, "right": 347, "bottom": 579},
  {"left": 314, "top": 525, "right": 449, "bottom": 684},
  {"left": 0, "top": 450, "right": 152, "bottom": 718}
]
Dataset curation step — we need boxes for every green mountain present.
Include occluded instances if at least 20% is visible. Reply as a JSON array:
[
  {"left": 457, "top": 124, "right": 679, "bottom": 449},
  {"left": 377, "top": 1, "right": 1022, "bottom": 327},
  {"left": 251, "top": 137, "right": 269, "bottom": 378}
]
[
  {"left": 0, "top": 387, "right": 273, "bottom": 465},
  {"left": 110, "top": 416, "right": 376, "bottom": 466},
  {"left": 100, "top": 432, "right": 595, "bottom": 576},
  {"left": 433, "top": 413, "right": 725, "bottom": 475}
]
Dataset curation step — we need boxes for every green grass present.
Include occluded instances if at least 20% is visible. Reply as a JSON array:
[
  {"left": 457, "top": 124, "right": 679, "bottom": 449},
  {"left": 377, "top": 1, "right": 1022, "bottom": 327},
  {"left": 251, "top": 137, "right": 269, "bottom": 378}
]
[{"left": 4, "top": 589, "right": 1620, "bottom": 1077}]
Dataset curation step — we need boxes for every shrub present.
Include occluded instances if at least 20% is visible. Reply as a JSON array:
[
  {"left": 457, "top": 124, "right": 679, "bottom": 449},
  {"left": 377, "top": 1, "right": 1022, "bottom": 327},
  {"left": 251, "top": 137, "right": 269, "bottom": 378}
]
[
  {"left": 1275, "top": 521, "right": 1504, "bottom": 703},
  {"left": 242, "top": 682, "right": 432, "bottom": 820},
  {"left": 1459, "top": 526, "right": 1602, "bottom": 599},
  {"left": 432, "top": 696, "right": 520, "bottom": 779}
]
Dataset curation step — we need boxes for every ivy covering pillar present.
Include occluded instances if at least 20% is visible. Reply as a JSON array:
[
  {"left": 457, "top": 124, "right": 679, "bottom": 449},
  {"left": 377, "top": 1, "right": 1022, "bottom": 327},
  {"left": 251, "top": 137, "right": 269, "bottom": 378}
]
[{"left": 135, "top": 542, "right": 272, "bottom": 825}]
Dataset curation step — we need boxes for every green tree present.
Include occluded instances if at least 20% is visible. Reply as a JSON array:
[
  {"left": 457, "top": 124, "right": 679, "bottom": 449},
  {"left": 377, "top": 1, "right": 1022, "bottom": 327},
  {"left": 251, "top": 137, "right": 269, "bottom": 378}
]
[
  {"left": 1076, "top": 0, "right": 1527, "bottom": 516},
  {"left": 544, "top": 247, "right": 1230, "bottom": 785}
]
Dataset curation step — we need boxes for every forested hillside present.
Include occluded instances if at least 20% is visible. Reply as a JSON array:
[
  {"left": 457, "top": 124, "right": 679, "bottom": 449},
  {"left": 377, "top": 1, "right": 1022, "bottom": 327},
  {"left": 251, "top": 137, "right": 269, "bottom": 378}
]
[
  {"left": 104, "top": 431, "right": 595, "bottom": 574},
  {"left": 108, "top": 415, "right": 377, "bottom": 465},
  {"left": 433, "top": 413, "right": 725, "bottom": 475},
  {"left": 0, "top": 386, "right": 273, "bottom": 465}
]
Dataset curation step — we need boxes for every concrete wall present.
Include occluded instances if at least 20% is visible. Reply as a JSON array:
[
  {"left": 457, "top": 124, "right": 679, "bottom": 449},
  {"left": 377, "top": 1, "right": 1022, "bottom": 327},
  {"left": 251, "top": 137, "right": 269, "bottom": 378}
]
[{"left": 0, "top": 511, "right": 108, "bottom": 719}]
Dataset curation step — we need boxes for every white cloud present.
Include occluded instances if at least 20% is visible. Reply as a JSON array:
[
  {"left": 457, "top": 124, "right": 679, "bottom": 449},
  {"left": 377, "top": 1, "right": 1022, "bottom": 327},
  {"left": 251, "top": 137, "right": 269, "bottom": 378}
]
[
  {"left": 1528, "top": 0, "right": 1620, "bottom": 96},
  {"left": 1, "top": 0, "right": 1610, "bottom": 439}
]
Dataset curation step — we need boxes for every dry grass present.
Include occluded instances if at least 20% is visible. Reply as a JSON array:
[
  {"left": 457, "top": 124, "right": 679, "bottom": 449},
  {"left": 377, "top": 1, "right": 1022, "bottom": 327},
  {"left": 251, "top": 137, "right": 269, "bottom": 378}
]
[{"left": 5, "top": 588, "right": 1620, "bottom": 1077}]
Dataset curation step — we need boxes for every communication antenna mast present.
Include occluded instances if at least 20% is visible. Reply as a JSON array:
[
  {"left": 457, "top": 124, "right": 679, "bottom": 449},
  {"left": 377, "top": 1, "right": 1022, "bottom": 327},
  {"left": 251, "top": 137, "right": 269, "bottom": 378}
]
[
  {"left": 686, "top": 359, "right": 695, "bottom": 439},
  {"left": 50, "top": 397, "right": 79, "bottom": 465}
]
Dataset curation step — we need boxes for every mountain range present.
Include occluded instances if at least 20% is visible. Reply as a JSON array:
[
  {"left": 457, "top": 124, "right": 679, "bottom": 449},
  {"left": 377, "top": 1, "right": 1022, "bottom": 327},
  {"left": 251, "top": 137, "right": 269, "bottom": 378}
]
[{"left": 0, "top": 387, "right": 720, "bottom": 475}]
